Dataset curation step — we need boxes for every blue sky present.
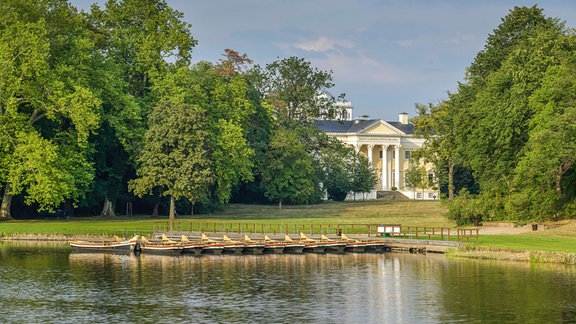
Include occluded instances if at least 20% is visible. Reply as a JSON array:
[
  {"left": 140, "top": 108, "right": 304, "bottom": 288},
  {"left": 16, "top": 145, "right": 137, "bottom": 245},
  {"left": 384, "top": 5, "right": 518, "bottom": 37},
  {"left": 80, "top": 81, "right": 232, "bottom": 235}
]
[{"left": 72, "top": 1, "right": 576, "bottom": 121}]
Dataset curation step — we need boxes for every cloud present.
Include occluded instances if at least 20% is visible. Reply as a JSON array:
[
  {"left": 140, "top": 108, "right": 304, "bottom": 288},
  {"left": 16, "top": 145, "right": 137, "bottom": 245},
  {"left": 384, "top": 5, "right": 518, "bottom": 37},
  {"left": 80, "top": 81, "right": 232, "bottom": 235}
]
[
  {"left": 294, "top": 36, "right": 354, "bottom": 52},
  {"left": 311, "top": 53, "right": 405, "bottom": 85}
]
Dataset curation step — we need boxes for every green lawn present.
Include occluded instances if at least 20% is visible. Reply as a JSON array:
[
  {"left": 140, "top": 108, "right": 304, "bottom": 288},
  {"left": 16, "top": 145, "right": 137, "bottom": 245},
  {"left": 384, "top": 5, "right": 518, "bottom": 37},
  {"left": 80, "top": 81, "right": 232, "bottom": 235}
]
[
  {"left": 477, "top": 233, "right": 576, "bottom": 253},
  {"left": 0, "top": 200, "right": 452, "bottom": 236}
]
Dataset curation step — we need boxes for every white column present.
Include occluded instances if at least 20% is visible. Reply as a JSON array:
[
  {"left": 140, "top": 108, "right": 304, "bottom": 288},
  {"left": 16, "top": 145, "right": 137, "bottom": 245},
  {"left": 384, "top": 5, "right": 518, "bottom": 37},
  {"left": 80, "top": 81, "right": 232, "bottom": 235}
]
[
  {"left": 367, "top": 144, "right": 374, "bottom": 166},
  {"left": 381, "top": 145, "right": 389, "bottom": 190},
  {"left": 354, "top": 144, "right": 361, "bottom": 154},
  {"left": 394, "top": 145, "right": 401, "bottom": 189}
]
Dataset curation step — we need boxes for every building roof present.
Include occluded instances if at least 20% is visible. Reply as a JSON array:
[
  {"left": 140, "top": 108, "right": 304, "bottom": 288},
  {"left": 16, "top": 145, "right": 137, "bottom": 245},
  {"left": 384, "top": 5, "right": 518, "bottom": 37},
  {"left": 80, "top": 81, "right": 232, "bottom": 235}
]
[{"left": 315, "top": 119, "right": 416, "bottom": 135}]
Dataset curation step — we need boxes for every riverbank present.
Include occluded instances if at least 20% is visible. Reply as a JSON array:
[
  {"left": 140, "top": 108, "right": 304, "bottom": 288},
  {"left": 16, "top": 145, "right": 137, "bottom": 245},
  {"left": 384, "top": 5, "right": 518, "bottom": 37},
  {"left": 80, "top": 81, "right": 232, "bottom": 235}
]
[{"left": 448, "top": 245, "right": 576, "bottom": 265}]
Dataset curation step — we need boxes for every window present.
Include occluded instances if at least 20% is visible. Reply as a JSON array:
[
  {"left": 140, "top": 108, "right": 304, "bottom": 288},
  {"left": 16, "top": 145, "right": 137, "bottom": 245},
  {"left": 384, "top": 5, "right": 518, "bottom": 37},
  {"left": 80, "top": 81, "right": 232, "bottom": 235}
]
[
  {"left": 416, "top": 192, "right": 423, "bottom": 199},
  {"left": 404, "top": 150, "right": 411, "bottom": 159},
  {"left": 428, "top": 173, "right": 434, "bottom": 183},
  {"left": 379, "top": 151, "right": 382, "bottom": 159},
  {"left": 428, "top": 193, "right": 435, "bottom": 199}
]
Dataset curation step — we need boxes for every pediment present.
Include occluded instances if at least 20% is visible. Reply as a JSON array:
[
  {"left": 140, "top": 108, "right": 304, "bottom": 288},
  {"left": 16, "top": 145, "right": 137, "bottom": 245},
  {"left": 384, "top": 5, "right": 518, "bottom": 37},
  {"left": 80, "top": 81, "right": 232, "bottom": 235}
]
[{"left": 360, "top": 120, "right": 405, "bottom": 135}]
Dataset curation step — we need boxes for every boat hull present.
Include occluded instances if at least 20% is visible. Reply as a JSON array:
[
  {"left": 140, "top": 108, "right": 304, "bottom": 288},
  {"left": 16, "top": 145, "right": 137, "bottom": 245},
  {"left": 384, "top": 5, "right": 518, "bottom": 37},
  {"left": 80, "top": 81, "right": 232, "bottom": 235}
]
[
  {"left": 70, "top": 241, "right": 137, "bottom": 254},
  {"left": 140, "top": 245, "right": 184, "bottom": 255}
]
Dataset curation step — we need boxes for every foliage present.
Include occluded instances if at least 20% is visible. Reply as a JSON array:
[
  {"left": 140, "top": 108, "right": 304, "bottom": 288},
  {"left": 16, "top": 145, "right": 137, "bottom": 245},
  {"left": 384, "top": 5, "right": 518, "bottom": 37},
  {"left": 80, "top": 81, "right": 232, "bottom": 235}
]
[
  {"left": 404, "top": 162, "right": 427, "bottom": 197},
  {"left": 318, "top": 141, "right": 354, "bottom": 201},
  {"left": 422, "top": 5, "right": 576, "bottom": 223},
  {"left": 251, "top": 56, "right": 345, "bottom": 126},
  {"left": 261, "top": 128, "right": 319, "bottom": 208},
  {"left": 446, "top": 189, "right": 482, "bottom": 226},
  {"left": 350, "top": 152, "right": 377, "bottom": 198},
  {"left": 0, "top": 0, "right": 102, "bottom": 219},
  {"left": 129, "top": 101, "right": 212, "bottom": 219}
]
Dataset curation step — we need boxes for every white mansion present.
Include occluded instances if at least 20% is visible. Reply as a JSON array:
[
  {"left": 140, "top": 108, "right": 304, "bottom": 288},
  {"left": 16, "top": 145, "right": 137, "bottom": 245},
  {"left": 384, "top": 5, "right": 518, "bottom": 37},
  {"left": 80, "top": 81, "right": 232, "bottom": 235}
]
[{"left": 316, "top": 106, "right": 437, "bottom": 200}]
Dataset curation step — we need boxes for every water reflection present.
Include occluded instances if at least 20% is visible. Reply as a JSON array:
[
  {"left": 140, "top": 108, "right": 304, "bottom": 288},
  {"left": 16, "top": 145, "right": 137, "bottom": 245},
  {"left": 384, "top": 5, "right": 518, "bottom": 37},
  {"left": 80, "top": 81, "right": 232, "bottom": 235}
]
[{"left": 0, "top": 243, "right": 575, "bottom": 323}]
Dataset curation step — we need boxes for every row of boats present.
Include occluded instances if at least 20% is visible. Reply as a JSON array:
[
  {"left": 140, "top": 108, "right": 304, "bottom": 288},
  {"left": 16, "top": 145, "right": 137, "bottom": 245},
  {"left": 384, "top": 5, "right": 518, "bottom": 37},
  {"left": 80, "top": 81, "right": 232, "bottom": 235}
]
[{"left": 69, "top": 233, "right": 392, "bottom": 256}]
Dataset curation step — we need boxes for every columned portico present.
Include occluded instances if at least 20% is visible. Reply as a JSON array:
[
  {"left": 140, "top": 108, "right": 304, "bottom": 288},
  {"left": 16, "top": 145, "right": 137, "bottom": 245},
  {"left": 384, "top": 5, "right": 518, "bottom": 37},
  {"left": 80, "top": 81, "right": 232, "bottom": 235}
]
[
  {"left": 367, "top": 144, "right": 374, "bottom": 168},
  {"left": 394, "top": 145, "right": 401, "bottom": 189},
  {"left": 381, "top": 145, "right": 389, "bottom": 190}
]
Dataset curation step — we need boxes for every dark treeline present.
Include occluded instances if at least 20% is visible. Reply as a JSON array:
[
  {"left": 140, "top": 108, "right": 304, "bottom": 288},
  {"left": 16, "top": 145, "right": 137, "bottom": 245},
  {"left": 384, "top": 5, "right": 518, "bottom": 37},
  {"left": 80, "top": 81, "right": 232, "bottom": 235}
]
[
  {"left": 0, "top": 0, "right": 376, "bottom": 220},
  {"left": 413, "top": 6, "right": 576, "bottom": 224}
]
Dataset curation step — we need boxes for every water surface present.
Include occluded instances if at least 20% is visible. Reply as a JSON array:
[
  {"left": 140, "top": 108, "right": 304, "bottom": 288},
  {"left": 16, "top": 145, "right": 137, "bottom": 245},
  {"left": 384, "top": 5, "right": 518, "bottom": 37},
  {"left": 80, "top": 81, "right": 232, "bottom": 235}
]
[{"left": 0, "top": 242, "right": 575, "bottom": 323}]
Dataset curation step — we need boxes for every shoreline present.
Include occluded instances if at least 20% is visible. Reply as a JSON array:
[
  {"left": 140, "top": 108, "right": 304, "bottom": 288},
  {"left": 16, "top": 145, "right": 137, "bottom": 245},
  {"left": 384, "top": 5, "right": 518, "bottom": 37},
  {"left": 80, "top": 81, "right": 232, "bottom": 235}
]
[
  {"left": 3, "top": 232, "right": 576, "bottom": 265},
  {"left": 448, "top": 246, "right": 576, "bottom": 265}
]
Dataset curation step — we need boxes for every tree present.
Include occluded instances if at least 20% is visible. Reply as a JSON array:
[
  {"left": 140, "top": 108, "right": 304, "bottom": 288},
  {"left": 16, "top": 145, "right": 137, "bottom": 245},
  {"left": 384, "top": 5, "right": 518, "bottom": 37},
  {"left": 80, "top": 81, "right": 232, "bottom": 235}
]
[
  {"left": 261, "top": 128, "right": 318, "bottom": 209},
  {"left": 215, "top": 48, "right": 253, "bottom": 78},
  {"left": 0, "top": 0, "right": 101, "bottom": 219},
  {"left": 404, "top": 163, "right": 427, "bottom": 199},
  {"left": 350, "top": 152, "right": 377, "bottom": 200},
  {"left": 94, "top": 0, "right": 196, "bottom": 98},
  {"left": 86, "top": 0, "right": 196, "bottom": 217},
  {"left": 153, "top": 62, "right": 256, "bottom": 209},
  {"left": 427, "top": 5, "right": 576, "bottom": 222},
  {"left": 129, "top": 101, "right": 212, "bottom": 221},
  {"left": 510, "top": 60, "right": 576, "bottom": 220},
  {"left": 252, "top": 56, "right": 345, "bottom": 126},
  {"left": 319, "top": 144, "right": 354, "bottom": 201}
]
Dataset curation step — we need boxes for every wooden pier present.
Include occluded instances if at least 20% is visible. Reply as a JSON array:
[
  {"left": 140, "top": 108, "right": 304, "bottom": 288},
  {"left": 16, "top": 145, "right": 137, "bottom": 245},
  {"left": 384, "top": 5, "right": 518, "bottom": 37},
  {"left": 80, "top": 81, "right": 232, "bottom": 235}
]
[{"left": 140, "top": 230, "right": 463, "bottom": 256}]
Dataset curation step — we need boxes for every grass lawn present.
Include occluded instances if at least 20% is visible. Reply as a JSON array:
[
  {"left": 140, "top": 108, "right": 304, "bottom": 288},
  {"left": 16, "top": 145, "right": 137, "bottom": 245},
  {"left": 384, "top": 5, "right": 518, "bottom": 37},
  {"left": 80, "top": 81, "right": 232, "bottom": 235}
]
[
  {"left": 0, "top": 200, "right": 451, "bottom": 236},
  {"left": 476, "top": 221, "right": 576, "bottom": 253}
]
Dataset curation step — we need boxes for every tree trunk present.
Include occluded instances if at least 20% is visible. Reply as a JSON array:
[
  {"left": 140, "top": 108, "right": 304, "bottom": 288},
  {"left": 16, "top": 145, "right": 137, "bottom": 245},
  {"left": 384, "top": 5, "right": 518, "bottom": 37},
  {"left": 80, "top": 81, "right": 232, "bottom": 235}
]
[
  {"left": 278, "top": 199, "right": 282, "bottom": 209},
  {"left": 152, "top": 201, "right": 160, "bottom": 217},
  {"left": 169, "top": 196, "right": 175, "bottom": 221},
  {"left": 169, "top": 195, "right": 175, "bottom": 233},
  {"left": 100, "top": 197, "right": 116, "bottom": 218},
  {"left": 448, "top": 160, "right": 455, "bottom": 200},
  {"left": 0, "top": 183, "right": 13, "bottom": 221}
]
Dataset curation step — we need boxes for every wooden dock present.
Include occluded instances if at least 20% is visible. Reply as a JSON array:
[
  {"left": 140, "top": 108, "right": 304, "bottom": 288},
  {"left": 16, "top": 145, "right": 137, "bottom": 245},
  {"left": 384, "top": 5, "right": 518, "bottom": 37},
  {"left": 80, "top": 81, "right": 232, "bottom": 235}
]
[{"left": 142, "top": 232, "right": 463, "bottom": 256}]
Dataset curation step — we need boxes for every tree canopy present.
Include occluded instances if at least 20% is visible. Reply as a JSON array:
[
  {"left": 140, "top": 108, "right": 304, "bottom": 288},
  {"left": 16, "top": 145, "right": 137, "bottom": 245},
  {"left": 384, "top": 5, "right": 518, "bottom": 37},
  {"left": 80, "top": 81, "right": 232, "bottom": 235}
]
[
  {"left": 416, "top": 5, "right": 576, "bottom": 223},
  {"left": 0, "top": 0, "right": 373, "bottom": 219}
]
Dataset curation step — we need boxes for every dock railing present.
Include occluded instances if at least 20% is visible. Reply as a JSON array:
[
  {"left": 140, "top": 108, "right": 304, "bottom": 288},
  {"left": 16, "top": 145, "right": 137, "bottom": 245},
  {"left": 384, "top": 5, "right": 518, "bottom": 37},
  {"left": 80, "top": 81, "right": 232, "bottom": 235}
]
[{"left": 153, "top": 221, "right": 479, "bottom": 243}]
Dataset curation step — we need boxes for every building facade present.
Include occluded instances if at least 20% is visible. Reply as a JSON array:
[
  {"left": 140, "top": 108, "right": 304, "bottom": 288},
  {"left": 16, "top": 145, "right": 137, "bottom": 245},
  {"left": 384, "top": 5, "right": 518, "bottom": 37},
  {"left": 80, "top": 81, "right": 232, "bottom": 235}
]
[{"left": 316, "top": 113, "right": 437, "bottom": 200}]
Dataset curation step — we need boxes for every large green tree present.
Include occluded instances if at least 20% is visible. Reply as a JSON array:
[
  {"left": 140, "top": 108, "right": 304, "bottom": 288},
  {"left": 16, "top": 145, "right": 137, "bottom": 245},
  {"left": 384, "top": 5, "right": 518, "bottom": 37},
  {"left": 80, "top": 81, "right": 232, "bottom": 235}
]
[
  {"left": 0, "top": 0, "right": 101, "bottom": 219},
  {"left": 261, "top": 128, "right": 318, "bottom": 208},
  {"left": 85, "top": 0, "right": 196, "bottom": 216},
  {"left": 129, "top": 101, "right": 212, "bottom": 221},
  {"left": 510, "top": 59, "right": 576, "bottom": 220},
  {"left": 153, "top": 62, "right": 256, "bottom": 209}
]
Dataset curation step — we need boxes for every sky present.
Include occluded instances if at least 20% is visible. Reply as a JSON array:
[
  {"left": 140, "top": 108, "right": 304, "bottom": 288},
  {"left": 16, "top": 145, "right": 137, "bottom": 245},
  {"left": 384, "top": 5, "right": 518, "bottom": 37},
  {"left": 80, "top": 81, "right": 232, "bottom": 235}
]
[{"left": 72, "top": 0, "right": 576, "bottom": 121}]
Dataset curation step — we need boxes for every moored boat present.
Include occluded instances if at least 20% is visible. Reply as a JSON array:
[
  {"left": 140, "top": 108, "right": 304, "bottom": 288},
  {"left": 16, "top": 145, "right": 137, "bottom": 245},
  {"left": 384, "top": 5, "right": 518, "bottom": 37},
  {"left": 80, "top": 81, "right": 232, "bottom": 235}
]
[
  {"left": 340, "top": 234, "right": 387, "bottom": 253},
  {"left": 70, "top": 235, "right": 139, "bottom": 253},
  {"left": 280, "top": 234, "right": 306, "bottom": 254},
  {"left": 139, "top": 235, "right": 183, "bottom": 255},
  {"left": 179, "top": 235, "right": 205, "bottom": 256},
  {"left": 318, "top": 235, "right": 347, "bottom": 254}
]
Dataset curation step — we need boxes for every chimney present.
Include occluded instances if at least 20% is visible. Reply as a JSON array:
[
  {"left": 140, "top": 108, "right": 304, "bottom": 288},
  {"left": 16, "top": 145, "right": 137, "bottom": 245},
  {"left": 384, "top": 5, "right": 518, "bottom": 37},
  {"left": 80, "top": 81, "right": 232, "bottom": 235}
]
[{"left": 399, "top": 112, "right": 409, "bottom": 124}]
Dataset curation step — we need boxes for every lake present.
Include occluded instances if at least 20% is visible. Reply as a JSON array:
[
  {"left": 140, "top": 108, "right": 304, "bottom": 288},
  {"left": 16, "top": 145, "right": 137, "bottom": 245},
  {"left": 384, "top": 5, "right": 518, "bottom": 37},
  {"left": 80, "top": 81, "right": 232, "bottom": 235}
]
[{"left": 1, "top": 241, "right": 575, "bottom": 323}]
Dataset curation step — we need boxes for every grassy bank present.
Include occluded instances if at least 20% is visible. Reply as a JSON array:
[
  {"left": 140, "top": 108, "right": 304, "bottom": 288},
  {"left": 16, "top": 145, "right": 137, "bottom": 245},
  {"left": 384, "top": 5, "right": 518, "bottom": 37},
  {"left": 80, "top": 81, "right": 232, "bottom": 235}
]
[
  {"left": 0, "top": 200, "right": 452, "bottom": 237},
  {"left": 452, "top": 220, "right": 576, "bottom": 264}
]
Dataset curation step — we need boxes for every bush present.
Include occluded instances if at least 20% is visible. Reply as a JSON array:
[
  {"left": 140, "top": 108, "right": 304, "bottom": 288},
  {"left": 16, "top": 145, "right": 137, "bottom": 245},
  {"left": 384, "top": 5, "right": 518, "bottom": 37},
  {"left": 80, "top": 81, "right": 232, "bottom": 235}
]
[{"left": 447, "top": 188, "right": 482, "bottom": 226}]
